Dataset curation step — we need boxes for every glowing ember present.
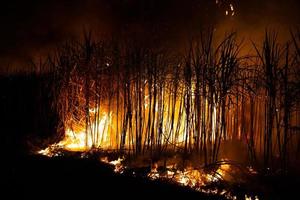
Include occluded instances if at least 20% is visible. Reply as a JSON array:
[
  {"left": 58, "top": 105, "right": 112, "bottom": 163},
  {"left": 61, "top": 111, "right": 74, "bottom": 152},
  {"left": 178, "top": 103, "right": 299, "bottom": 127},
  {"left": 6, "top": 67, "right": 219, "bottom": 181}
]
[
  {"left": 101, "top": 156, "right": 125, "bottom": 173},
  {"left": 38, "top": 146, "right": 59, "bottom": 157},
  {"left": 145, "top": 160, "right": 242, "bottom": 198},
  {"left": 147, "top": 163, "right": 230, "bottom": 187},
  {"left": 215, "top": 0, "right": 236, "bottom": 17},
  {"left": 148, "top": 163, "right": 160, "bottom": 180},
  {"left": 245, "top": 195, "right": 259, "bottom": 200},
  {"left": 247, "top": 166, "right": 258, "bottom": 175},
  {"left": 144, "top": 160, "right": 257, "bottom": 199}
]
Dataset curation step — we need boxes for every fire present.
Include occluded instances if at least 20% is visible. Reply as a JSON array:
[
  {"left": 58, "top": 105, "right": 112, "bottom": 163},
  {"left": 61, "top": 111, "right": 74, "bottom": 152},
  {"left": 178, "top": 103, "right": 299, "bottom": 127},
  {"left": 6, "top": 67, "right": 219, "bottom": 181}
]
[
  {"left": 100, "top": 156, "right": 125, "bottom": 173},
  {"left": 38, "top": 86, "right": 219, "bottom": 156},
  {"left": 174, "top": 168, "right": 206, "bottom": 187},
  {"left": 245, "top": 195, "right": 259, "bottom": 200},
  {"left": 148, "top": 163, "right": 160, "bottom": 180},
  {"left": 37, "top": 33, "right": 239, "bottom": 159},
  {"left": 99, "top": 157, "right": 258, "bottom": 200},
  {"left": 38, "top": 146, "right": 57, "bottom": 157},
  {"left": 61, "top": 111, "right": 112, "bottom": 151},
  {"left": 145, "top": 162, "right": 258, "bottom": 200},
  {"left": 144, "top": 161, "right": 254, "bottom": 199},
  {"left": 38, "top": 111, "right": 112, "bottom": 155},
  {"left": 148, "top": 161, "right": 230, "bottom": 190}
]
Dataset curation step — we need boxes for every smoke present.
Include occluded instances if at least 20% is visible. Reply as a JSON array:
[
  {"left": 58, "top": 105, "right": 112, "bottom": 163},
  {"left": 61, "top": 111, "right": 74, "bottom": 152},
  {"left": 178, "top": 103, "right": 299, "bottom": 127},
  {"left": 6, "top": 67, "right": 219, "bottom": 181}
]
[{"left": 1, "top": 0, "right": 300, "bottom": 73}]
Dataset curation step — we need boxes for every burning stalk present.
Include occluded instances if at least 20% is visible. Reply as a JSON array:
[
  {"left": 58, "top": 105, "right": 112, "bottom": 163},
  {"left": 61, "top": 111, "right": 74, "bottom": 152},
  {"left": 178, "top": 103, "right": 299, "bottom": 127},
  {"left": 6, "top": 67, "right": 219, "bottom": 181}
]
[{"left": 38, "top": 29, "right": 300, "bottom": 174}]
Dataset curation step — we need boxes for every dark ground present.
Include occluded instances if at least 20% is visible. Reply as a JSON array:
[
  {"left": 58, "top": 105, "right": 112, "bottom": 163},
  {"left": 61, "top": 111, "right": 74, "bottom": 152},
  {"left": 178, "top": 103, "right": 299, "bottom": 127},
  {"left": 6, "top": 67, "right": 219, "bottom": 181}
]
[
  {"left": 8, "top": 155, "right": 222, "bottom": 199},
  {"left": 0, "top": 74, "right": 224, "bottom": 199},
  {"left": 1, "top": 74, "right": 300, "bottom": 199}
]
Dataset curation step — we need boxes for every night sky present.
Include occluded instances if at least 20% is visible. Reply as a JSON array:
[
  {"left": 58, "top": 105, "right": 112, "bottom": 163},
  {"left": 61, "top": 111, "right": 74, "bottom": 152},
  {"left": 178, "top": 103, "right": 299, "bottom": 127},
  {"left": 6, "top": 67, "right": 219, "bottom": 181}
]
[{"left": 1, "top": 0, "right": 300, "bottom": 73}]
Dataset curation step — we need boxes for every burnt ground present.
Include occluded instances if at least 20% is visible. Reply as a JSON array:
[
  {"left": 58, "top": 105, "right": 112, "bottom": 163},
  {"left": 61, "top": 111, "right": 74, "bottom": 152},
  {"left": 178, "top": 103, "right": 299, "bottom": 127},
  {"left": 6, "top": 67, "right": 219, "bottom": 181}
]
[{"left": 1, "top": 74, "right": 300, "bottom": 199}]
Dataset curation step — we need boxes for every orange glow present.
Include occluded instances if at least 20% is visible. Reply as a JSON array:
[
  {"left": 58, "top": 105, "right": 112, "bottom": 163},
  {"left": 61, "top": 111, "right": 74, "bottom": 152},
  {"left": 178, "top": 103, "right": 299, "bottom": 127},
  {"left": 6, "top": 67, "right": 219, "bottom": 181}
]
[
  {"left": 144, "top": 160, "right": 243, "bottom": 199},
  {"left": 39, "top": 111, "right": 112, "bottom": 155},
  {"left": 38, "top": 82, "right": 221, "bottom": 156},
  {"left": 101, "top": 156, "right": 125, "bottom": 173},
  {"left": 148, "top": 162, "right": 230, "bottom": 187}
]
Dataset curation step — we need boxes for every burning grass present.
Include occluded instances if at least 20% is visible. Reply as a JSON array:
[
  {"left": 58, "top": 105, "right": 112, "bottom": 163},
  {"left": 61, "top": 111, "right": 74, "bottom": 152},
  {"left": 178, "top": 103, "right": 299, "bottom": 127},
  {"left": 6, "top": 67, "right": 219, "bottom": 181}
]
[{"left": 35, "top": 29, "right": 300, "bottom": 200}]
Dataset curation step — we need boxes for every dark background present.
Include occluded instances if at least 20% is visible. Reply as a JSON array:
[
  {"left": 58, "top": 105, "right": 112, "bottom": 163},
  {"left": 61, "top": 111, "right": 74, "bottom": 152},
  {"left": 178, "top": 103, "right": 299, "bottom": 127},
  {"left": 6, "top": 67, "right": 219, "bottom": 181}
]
[{"left": 0, "top": 0, "right": 300, "bottom": 73}]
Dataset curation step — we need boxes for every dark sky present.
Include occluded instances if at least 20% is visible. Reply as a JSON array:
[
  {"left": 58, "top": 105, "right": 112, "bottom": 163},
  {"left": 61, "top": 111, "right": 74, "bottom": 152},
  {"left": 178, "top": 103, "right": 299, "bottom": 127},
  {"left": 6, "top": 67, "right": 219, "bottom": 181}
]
[{"left": 1, "top": 0, "right": 300, "bottom": 73}]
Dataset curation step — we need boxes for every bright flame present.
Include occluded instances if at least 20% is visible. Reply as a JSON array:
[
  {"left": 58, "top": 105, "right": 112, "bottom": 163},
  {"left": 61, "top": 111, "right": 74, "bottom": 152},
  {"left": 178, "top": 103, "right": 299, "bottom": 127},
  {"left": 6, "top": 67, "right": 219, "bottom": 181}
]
[
  {"left": 59, "top": 111, "right": 112, "bottom": 151},
  {"left": 144, "top": 161, "right": 248, "bottom": 199},
  {"left": 101, "top": 156, "right": 125, "bottom": 173},
  {"left": 38, "top": 147, "right": 57, "bottom": 157},
  {"left": 39, "top": 111, "right": 112, "bottom": 155},
  {"left": 148, "top": 162, "right": 230, "bottom": 188}
]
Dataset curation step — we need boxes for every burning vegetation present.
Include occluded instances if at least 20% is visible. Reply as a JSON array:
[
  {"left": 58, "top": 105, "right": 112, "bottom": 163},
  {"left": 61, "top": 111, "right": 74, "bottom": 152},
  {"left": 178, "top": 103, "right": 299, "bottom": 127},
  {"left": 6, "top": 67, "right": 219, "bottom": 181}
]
[
  {"left": 3, "top": 0, "right": 300, "bottom": 199},
  {"left": 34, "top": 28, "right": 300, "bottom": 199}
]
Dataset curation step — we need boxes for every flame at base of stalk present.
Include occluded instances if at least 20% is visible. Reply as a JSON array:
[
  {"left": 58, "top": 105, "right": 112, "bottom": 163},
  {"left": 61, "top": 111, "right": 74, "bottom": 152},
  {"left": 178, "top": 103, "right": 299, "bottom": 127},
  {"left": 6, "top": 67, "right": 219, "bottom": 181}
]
[
  {"left": 148, "top": 162, "right": 230, "bottom": 188},
  {"left": 102, "top": 157, "right": 258, "bottom": 200},
  {"left": 38, "top": 111, "right": 112, "bottom": 156}
]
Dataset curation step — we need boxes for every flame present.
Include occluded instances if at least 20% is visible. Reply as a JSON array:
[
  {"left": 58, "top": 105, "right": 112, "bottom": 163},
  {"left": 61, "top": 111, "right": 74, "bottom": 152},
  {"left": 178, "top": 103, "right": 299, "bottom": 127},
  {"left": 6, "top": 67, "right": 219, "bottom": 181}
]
[
  {"left": 63, "top": 111, "right": 112, "bottom": 151},
  {"left": 144, "top": 162, "right": 250, "bottom": 199},
  {"left": 100, "top": 156, "right": 125, "bottom": 173},
  {"left": 148, "top": 163, "right": 160, "bottom": 180},
  {"left": 39, "top": 111, "right": 112, "bottom": 155},
  {"left": 38, "top": 147, "right": 57, "bottom": 157},
  {"left": 245, "top": 195, "right": 259, "bottom": 200},
  {"left": 148, "top": 162, "right": 230, "bottom": 189},
  {"left": 145, "top": 162, "right": 258, "bottom": 199},
  {"left": 38, "top": 84, "right": 218, "bottom": 156}
]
